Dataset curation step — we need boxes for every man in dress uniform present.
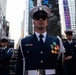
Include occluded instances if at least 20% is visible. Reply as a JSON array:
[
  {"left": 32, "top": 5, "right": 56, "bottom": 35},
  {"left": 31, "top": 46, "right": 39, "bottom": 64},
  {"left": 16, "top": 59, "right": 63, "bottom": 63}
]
[
  {"left": 0, "top": 37, "right": 14, "bottom": 75},
  {"left": 16, "top": 5, "right": 64, "bottom": 75},
  {"left": 63, "top": 29, "right": 76, "bottom": 75}
]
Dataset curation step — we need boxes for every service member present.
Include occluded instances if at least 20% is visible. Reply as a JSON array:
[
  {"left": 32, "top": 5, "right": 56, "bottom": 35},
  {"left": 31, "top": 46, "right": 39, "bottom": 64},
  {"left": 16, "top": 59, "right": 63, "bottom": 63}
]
[
  {"left": 0, "top": 37, "right": 14, "bottom": 75},
  {"left": 16, "top": 5, "right": 63, "bottom": 75},
  {"left": 63, "top": 29, "right": 76, "bottom": 75}
]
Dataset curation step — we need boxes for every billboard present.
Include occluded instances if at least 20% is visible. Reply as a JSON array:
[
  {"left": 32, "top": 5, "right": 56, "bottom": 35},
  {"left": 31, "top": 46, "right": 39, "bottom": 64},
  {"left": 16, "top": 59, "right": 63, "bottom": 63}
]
[{"left": 63, "top": 0, "right": 71, "bottom": 29}]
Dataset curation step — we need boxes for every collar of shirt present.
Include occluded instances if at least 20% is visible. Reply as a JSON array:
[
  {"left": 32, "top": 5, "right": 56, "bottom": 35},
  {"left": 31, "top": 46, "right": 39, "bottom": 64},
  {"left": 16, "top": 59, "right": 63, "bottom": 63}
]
[
  {"left": 67, "top": 40, "right": 73, "bottom": 44},
  {"left": 35, "top": 31, "right": 47, "bottom": 42}
]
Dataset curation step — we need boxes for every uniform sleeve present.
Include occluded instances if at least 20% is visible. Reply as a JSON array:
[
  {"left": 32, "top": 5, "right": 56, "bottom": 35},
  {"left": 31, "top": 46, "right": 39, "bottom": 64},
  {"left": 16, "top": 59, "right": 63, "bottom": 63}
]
[
  {"left": 0, "top": 48, "right": 14, "bottom": 61},
  {"left": 57, "top": 36, "right": 65, "bottom": 61},
  {"left": 72, "top": 42, "right": 76, "bottom": 59},
  {"left": 15, "top": 46, "right": 23, "bottom": 75},
  {"left": 56, "top": 36, "right": 65, "bottom": 75}
]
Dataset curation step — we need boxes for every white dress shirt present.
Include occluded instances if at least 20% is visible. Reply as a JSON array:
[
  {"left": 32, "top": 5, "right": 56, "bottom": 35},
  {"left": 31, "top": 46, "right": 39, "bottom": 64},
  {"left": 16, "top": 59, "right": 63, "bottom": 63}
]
[
  {"left": 35, "top": 31, "right": 47, "bottom": 43},
  {"left": 67, "top": 40, "right": 72, "bottom": 44}
]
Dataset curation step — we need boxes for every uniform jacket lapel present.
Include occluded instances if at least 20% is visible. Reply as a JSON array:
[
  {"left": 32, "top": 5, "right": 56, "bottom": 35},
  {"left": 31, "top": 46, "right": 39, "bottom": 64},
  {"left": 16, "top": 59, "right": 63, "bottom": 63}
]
[
  {"left": 31, "top": 33, "right": 38, "bottom": 43},
  {"left": 31, "top": 34, "right": 52, "bottom": 50}
]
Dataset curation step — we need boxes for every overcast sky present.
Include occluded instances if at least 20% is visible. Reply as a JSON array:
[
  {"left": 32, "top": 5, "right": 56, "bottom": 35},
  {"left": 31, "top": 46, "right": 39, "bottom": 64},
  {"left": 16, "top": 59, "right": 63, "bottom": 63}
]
[{"left": 6, "top": 0, "right": 25, "bottom": 47}]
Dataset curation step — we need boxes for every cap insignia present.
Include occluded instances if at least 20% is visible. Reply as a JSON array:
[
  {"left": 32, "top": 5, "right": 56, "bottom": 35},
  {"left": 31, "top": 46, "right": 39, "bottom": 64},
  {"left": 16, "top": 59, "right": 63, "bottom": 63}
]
[{"left": 39, "top": 7, "right": 43, "bottom": 11}]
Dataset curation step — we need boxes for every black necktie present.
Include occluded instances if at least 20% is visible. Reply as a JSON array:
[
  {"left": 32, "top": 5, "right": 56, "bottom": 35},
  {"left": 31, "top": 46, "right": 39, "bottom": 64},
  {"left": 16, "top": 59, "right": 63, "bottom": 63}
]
[{"left": 39, "top": 34, "right": 44, "bottom": 44}]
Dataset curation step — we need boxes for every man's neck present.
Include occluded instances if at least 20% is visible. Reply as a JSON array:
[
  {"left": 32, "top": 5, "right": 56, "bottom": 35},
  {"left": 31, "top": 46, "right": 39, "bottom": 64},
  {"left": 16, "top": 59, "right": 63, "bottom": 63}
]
[{"left": 35, "top": 30, "right": 46, "bottom": 34}]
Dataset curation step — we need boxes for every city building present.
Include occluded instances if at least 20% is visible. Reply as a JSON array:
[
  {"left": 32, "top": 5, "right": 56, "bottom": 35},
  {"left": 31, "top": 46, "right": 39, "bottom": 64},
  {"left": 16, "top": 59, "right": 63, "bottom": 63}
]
[
  {"left": 26, "top": 0, "right": 61, "bottom": 37},
  {"left": 59, "top": 0, "right": 76, "bottom": 38},
  {"left": 0, "top": 0, "right": 9, "bottom": 38},
  {"left": 21, "top": 11, "right": 25, "bottom": 38},
  {"left": 23, "top": 0, "right": 76, "bottom": 38},
  {"left": 75, "top": 0, "right": 76, "bottom": 29},
  {"left": 0, "top": 0, "right": 7, "bottom": 16},
  {"left": 68, "top": 0, "right": 75, "bottom": 29},
  {"left": 24, "top": 0, "right": 32, "bottom": 36},
  {"left": 59, "top": 0, "right": 66, "bottom": 37}
]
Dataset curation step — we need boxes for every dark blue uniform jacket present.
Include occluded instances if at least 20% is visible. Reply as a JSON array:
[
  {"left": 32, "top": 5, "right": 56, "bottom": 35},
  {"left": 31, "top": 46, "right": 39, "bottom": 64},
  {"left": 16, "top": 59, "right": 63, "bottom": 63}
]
[
  {"left": 63, "top": 40, "right": 76, "bottom": 74},
  {"left": 16, "top": 34, "right": 61, "bottom": 75},
  {"left": 0, "top": 47, "right": 13, "bottom": 75}
]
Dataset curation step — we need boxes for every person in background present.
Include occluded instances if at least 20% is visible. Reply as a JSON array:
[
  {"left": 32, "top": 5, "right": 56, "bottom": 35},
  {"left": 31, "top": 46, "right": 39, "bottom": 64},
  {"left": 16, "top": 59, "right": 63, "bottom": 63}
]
[
  {"left": 63, "top": 29, "right": 76, "bottom": 75},
  {"left": 0, "top": 37, "right": 14, "bottom": 75},
  {"left": 16, "top": 5, "right": 64, "bottom": 75}
]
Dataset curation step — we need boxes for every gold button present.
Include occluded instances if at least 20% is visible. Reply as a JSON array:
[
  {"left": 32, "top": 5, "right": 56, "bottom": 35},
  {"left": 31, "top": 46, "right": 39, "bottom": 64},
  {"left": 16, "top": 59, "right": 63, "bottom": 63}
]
[
  {"left": 40, "top": 60, "right": 43, "bottom": 63},
  {"left": 40, "top": 51, "right": 43, "bottom": 54}
]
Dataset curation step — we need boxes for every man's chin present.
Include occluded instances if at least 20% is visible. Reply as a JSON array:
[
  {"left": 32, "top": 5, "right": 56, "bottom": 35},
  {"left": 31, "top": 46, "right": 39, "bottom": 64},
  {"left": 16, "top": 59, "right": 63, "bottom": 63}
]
[{"left": 38, "top": 26, "right": 44, "bottom": 30}]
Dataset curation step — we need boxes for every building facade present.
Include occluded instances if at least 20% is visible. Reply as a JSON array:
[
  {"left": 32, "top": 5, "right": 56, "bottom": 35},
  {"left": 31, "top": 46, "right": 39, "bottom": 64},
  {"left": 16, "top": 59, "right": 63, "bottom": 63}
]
[
  {"left": 68, "top": 0, "right": 76, "bottom": 36},
  {"left": 59, "top": 0, "right": 76, "bottom": 38},
  {"left": 27, "top": 0, "right": 61, "bottom": 37},
  {"left": 0, "top": 0, "right": 9, "bottom": 38}
]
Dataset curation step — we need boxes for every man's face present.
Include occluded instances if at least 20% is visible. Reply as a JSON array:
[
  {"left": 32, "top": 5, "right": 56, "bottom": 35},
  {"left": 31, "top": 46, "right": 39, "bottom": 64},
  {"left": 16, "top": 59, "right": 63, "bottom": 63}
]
[
  {"left": 66, "top": 34, "right": 72, "bottom": 40},
  {"left": 33, "top": 17, "right": 48, "bottom": 30},
  {"left": 1, "top": 42, "right": 8, "bottom": 47},
  {"left": 33, "top": 11, "right": 48, "bottom": 30}
]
